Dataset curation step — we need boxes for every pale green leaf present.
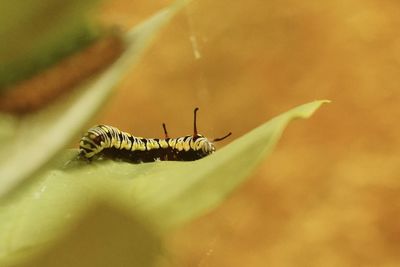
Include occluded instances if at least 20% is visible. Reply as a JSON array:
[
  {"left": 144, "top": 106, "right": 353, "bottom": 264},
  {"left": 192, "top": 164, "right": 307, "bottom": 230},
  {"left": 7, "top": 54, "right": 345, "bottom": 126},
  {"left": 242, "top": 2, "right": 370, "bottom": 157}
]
[
  {"left": 0, "top": 100, "right": 328, "bottom": 265},
  {"left": 2, "top": 204, "right": 163, "bottom": 267}
]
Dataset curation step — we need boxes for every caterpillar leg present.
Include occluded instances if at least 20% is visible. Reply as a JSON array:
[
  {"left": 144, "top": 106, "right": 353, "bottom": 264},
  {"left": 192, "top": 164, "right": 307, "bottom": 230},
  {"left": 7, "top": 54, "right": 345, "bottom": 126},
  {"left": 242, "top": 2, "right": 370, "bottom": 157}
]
[{"left": 77, "top": 149, "right": 93, "bottom": 163}]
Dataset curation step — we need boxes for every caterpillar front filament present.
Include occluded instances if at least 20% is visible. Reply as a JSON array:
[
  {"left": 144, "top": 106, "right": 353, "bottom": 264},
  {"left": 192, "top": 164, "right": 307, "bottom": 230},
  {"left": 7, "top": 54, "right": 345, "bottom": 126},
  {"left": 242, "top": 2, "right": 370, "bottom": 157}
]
[{"left": 79, "top": 108, "right": 231, "bottom": 163}]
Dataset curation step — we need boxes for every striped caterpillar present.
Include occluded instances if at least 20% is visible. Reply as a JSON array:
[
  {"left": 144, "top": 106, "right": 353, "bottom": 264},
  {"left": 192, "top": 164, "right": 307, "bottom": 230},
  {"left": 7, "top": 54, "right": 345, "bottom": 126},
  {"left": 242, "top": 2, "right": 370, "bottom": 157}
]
[{"left": 78, "top": 108, "right": 231, "bottom": 163}]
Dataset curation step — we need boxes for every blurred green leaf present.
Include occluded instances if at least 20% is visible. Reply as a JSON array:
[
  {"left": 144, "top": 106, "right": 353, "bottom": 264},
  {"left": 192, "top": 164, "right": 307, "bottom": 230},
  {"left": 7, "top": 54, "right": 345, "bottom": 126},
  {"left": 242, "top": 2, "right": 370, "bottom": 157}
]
[
  {"left": 0, "top": 0, "right": 100, "bottom": 88},
  {"left": 0, "top": 0, "right": 190, "bottom": 198},
  {"left": 2, "top": 204, "right": 163, "bottom": 267},
  {"left": 0, "top": 100, "right": 328, "bottom": 266}
]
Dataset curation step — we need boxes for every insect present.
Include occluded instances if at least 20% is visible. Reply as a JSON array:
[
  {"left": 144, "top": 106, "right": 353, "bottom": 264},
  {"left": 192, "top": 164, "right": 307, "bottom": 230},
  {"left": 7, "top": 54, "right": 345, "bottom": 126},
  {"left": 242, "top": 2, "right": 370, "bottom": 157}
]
[{"left": 78, "top": 108, "right": 231, "bottom": 163}]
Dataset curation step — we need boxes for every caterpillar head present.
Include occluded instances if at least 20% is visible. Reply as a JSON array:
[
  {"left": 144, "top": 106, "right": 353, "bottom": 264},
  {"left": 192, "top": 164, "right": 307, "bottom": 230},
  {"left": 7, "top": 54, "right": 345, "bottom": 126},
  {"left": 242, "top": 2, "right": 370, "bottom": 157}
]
[
  {"left": 192, "top": 108, "right": 231, "bottom": 155},
  {"left": 165, "top": 108, "right": 231, "bottom": 160},
  {"left": 192, "top": 132, "right": 231, "bottom": 157}
]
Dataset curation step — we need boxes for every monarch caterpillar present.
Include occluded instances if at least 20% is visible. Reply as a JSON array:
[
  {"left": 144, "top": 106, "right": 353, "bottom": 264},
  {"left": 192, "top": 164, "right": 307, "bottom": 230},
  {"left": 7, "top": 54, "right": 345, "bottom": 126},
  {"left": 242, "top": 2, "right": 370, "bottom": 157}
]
[{"left": 79, "top": 108, "right": 231, "bottom": 163}]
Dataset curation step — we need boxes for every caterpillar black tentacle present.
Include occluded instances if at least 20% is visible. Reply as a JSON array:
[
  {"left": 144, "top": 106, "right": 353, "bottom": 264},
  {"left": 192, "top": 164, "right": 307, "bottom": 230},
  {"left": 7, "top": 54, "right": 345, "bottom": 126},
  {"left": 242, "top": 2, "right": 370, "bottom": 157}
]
[{"left": 78, "top": 108, "right": 231, "bottom": 163}]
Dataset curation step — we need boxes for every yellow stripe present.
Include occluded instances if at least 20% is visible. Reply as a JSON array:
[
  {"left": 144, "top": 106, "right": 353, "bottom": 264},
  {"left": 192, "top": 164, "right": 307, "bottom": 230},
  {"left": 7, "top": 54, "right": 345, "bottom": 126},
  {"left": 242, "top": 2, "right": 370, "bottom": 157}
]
[
  {"left": 183, "top": 140, "right": 191, "bottom": 151},
  {"left": 175, "top": 140, "right": 183, "bottom": 151},
  {"left": 159, "top": 140, "right": 168, "bottom": 148},
  {"left": 147, "top": 139, "right": 159, "bottom": 150},
  {"left": 168, "top": 139, "right": 176, "bottom": 147}
]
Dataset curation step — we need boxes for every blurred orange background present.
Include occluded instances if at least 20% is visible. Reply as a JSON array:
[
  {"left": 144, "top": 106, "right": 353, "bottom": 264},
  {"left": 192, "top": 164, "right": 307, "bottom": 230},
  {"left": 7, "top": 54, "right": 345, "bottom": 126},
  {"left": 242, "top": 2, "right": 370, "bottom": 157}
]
[{"left": 98, "top": 0, "right": 400, "bottom": 266}]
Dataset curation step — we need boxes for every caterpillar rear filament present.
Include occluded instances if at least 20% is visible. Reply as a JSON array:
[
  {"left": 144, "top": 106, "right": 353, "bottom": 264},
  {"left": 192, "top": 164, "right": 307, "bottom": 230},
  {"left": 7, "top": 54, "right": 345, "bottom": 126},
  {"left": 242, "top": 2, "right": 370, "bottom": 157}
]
[{"left": 79, "top": 108, "right": 231, "bottom": 163}]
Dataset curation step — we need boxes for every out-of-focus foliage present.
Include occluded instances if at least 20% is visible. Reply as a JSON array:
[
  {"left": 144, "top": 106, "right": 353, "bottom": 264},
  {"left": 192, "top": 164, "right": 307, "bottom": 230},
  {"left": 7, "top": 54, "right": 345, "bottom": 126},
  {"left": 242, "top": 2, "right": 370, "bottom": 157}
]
[
  {"left": 0, "top": 0, "right": 100, "bottom": 88},
  {"left": 0, "top": 0, "right": 187, "bottom": 198},
  {"left": 2, "top": 204, "right": 163, "bottom": 267}
]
